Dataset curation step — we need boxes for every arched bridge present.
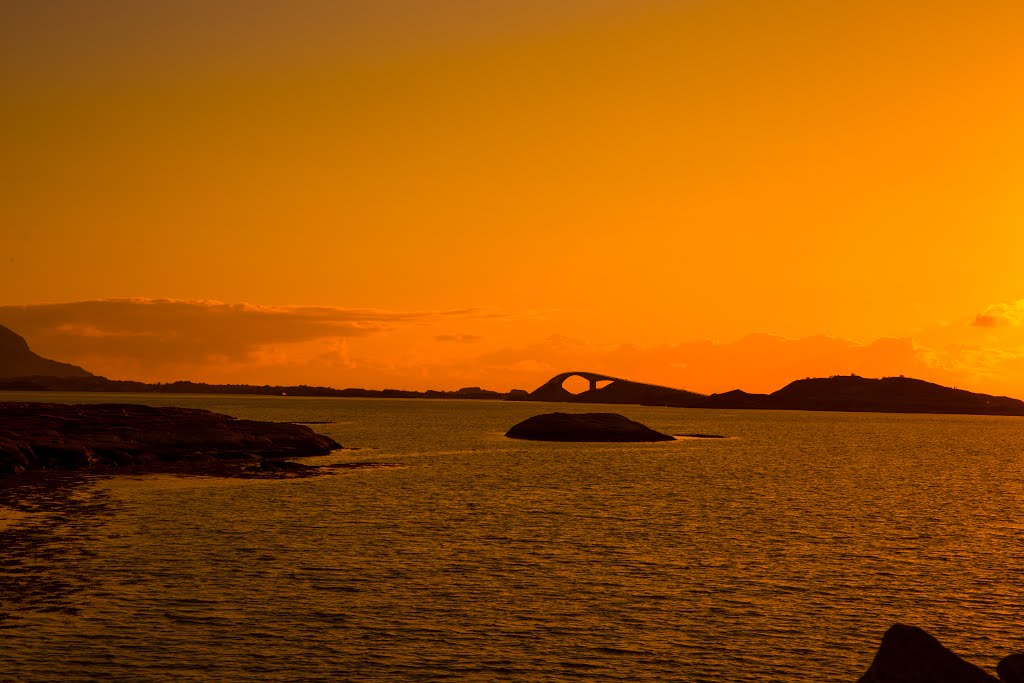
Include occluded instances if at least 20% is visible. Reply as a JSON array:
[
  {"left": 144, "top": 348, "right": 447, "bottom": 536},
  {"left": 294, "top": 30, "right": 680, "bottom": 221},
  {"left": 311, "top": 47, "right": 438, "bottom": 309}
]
[
  {"left": 527, "top": 370, "right": 705, "bottom": 405},
  {"left": 537, "top": 371, "right": 621, "bottom": 394}
]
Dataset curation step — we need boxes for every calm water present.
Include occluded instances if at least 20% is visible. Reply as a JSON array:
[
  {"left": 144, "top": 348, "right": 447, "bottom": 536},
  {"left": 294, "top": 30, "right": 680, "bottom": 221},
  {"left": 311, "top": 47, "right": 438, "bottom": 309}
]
[{"left": 2, "top": 392, "right": 1024, "bottom": 681}]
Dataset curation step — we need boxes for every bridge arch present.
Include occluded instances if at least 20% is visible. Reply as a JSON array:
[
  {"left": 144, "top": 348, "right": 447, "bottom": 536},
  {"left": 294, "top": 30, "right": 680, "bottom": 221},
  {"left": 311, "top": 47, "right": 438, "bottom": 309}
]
[{"left": 528, "top": 371, "right": 625, "bottom": 401}]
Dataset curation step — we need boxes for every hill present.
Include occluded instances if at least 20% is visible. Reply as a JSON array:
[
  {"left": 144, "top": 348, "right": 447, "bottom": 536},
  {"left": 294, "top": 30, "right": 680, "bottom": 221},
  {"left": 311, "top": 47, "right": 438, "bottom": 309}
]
[
  {"left": 0, "top": 325, "right": 93, "bottom": 379},
  {"left": 764, "top": 375, "right": 1024, "bottom": 415}
]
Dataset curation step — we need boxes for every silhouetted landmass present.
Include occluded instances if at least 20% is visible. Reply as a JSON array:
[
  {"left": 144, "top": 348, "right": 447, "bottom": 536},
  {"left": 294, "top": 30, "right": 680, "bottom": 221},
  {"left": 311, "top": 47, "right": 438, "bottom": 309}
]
[
  {"left": 0, "top": 324, "right": 92, "bottom": 379},
  {"left": 761, "top": 375, "right": 1024, "bottom": 415},
  {"left": 3, "top": 322, "right": 1022, "bottom": 415},
  {"left": 0, "top": 402, "right": 342, "bottom": 477},
  {"left": 528, "top": 371, "right": 705, "bottom": 405},
  {"left": 531, "top": 372, "right": 1024, "bottom": 416},
  {"left": 0, "top": 324, "right": 531, "bottom": 398},
  {"left": 0, "top": 374, "right": 524, "bottom": 400},
  {"left": 505, "top": 412, "right": 675, "bottom": 442},
  {"left": 857, "top": 624, "right": 1001, "bottom": 682},
  {"left": 695, "top": 389, "right": 771, "bottom": 409},
  {"left": 4, "top": 372, "right": 1022, "bottom": 416}
]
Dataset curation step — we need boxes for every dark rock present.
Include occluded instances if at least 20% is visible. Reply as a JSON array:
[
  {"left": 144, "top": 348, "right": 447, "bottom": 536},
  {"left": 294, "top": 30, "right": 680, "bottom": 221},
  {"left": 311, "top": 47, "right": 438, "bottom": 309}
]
[
  {"left": 857, "top": 624, "right": 997, "bottom": 682},
  {"left": 0, "top": 402, "right": 341, "bottom": 476},
  {"left": 998, "top": 654, "right": 1024, "bottom": 683},
  {"left": 0, "top": 324, "right": 93, "bottom": 379},
  {"left": 505, "top": 412, "right": 675, "bottom": 442}
]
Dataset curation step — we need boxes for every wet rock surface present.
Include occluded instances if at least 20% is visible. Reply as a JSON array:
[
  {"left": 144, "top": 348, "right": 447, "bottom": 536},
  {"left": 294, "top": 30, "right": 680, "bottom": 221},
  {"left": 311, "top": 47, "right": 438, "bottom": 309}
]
[
  {"left": 505, "top": 412, "right": 675, "bottom": 442},
  {"left": 0, "top": 402, "right": 342, "bottom": 477}
]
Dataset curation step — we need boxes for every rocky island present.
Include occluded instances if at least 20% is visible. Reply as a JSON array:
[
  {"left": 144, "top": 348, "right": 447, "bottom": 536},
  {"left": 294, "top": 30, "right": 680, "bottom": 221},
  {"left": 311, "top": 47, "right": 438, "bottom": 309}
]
[
  {"left": 0, "top": 402, "right": 342, "bottom": 478},
  {"left": 505, "top": 412, "right": 675, "bottom": 442}
]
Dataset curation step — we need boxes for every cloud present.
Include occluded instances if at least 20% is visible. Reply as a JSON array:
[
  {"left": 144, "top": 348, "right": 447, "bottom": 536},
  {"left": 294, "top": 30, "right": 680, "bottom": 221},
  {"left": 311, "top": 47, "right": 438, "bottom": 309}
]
[
  {"left": 0, "top": 298, "right": 496, "bottom": 380},
  {"left": 972, "top": 299, "right": 1024, "bottom": 327},
  {"left": 435, "top": 334, "right": 482, "bottom": 343}
]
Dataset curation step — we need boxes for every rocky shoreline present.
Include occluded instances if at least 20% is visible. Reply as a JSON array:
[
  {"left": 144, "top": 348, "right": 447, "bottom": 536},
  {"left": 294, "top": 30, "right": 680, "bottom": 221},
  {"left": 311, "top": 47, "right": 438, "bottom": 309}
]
[{"left": 0, "top": 402, "right": 344, "bottom": 480}]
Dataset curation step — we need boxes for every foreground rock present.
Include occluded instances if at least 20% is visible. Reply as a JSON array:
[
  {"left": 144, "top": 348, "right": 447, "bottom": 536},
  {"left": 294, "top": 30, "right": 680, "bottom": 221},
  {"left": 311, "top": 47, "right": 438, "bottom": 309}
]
[
  {"left": 505, "top": 412, "right": 674, "bottom": 442},
  {"left": 0, "top": 402, "right": 342, "bottom": 476},
  {"left": 857, "top": 624, "right": 1000, "bottom": 682}
]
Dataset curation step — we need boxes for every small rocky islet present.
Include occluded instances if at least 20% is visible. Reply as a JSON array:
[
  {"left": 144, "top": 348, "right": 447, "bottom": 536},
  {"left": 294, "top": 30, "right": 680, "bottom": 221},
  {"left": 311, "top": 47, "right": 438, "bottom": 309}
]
[
  {"left": 505, "top": 412, "right": 675, "bottom": 442},
  {"left": 0, "top": 402, "right": 343, "bottom": 479}
]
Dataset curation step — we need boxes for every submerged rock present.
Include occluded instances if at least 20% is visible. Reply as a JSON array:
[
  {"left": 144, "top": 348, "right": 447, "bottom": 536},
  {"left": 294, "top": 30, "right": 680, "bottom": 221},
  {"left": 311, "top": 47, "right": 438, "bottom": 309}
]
[
  {"left": 857, "top": 624, "right": 997, "bottom": 682},
  {"left": 0, "top": 402, "right": 342, "bottom": 476},
  {"left": 505, "top": 412, "right": 674, "bottom": 442}
]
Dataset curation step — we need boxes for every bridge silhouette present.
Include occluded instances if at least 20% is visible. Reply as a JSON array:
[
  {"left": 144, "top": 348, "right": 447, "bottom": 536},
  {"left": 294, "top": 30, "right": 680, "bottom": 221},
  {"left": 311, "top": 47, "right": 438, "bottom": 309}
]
[
  {"left": 527, "top": 371, "right": 703, "bottom": 404},
  {"left": 536, "top": 371, "right": 622, "bottom": 394}
]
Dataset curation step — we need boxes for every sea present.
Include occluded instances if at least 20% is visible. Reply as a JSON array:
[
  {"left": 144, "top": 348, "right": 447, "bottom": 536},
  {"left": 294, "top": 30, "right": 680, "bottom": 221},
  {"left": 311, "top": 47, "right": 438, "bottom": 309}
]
[{"left": 2, "top": 391, "right": 1023, "bottom": 682}]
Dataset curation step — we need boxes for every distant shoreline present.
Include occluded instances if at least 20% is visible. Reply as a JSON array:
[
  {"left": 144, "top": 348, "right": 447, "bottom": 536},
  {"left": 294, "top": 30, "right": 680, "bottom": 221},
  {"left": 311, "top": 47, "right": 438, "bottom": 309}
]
[
  {"left": 3, "top": 371, "right": 1024, "bottom": 417},
  {"left": 0, "top": 376, "right": 526, "bottom": 401}
]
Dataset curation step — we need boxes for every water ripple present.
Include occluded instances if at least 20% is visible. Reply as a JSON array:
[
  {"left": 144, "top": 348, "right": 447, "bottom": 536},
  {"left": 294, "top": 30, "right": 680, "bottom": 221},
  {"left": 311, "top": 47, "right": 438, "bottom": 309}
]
[{"left": 2, "top": 399, "right": 1024, "bottom": 681}]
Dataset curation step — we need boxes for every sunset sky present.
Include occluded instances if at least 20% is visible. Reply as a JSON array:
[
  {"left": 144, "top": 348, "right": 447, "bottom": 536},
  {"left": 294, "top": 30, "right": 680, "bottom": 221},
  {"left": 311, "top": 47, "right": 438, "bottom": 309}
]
[{"left": 3, "top": 1, "right": 1024, "bottom": 395}]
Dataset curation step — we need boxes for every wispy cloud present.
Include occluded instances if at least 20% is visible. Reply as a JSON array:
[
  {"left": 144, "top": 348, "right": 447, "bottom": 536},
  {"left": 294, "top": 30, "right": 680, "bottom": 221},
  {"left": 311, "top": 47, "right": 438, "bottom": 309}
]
[
  {"left": 435, "top": 334, "right": 483, "bottom": 343},
  {"left": 972, "top": 299, "right": 1024, "bottom": 327},
  {"left": 0, "top": 298, "right": 503, "bottom": 379}
]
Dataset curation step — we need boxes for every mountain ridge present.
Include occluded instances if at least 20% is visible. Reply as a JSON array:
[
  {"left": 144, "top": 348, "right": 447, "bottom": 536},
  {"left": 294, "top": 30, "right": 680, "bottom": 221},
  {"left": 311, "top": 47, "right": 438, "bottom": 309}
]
[{"left": 0, "top": 324, "right": 93, "bottom": 379}]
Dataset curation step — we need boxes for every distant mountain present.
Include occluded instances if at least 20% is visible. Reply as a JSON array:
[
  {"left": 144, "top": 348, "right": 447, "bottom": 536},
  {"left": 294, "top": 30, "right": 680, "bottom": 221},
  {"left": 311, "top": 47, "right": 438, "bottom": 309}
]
[
  {"left": 527, "top": 371, "right": 1024, "bottom": 416},
  {"left": 0, "top": 324, "right": 93, "bottom": 379}
]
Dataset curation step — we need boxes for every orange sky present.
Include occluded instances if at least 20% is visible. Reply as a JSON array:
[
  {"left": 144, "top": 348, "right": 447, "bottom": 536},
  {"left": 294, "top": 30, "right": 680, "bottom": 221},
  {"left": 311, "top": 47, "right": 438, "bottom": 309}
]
[{"left": 3, "top": 1, "right": 1024, "bottom": 395}]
